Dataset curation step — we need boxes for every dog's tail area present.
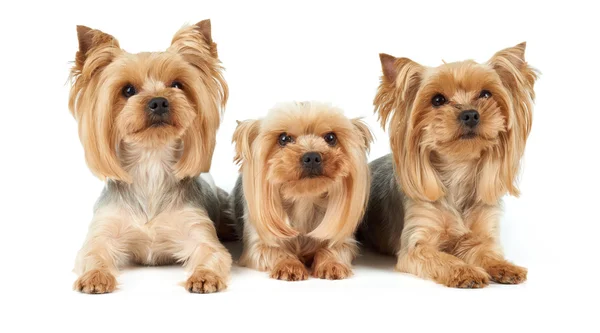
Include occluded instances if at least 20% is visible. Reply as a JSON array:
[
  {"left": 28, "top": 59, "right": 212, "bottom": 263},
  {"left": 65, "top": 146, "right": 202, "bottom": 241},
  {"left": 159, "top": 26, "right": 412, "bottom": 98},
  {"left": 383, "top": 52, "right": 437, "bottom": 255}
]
[{"left": 216, "top": 187, "right": 239, "bottom": 242}]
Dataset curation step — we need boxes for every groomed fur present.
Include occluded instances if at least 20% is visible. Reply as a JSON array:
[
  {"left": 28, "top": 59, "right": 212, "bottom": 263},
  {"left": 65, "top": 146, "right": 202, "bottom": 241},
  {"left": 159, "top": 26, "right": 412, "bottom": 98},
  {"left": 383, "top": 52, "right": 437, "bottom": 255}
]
[
  {"left": 360, "top": 43, "right": 537, "bottom": 288},
  {"left": 69, "top": 20, "right": 232, "bottom": 294},
  {"left": 231, "top": 102, "right": 372, "bottom": 280}
]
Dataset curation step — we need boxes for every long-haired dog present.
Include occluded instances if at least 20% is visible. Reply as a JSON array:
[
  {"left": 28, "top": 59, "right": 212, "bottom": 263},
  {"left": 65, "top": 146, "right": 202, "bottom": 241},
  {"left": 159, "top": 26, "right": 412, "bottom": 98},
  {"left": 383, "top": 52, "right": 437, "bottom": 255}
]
[
  {"left": 231, "top": 102, "right": 372, "bottom": 280},
  {"left": 69, "top": 20, "right": 232, "bottom": 293},
  {"left": 359, "top": 43, "right": 538, "bottom": 288}
]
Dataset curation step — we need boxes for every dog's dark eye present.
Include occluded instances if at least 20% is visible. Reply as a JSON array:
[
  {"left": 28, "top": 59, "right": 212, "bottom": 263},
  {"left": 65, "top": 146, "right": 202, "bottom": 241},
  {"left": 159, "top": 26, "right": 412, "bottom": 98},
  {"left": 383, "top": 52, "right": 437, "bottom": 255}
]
[
  {"left": 171, "top": 81, "right": 183, "bottom": 89},
  {"left": 122, "top": 84, "right": 137, "bottom": 98},
  {"left": 278, "top": 133, "right": 293, "bottom": 146},
  {"left": 479, "top": 90, "right": 492, "bottom": 99},
  {"left": 324, "top": 132, "right": 337, "bottom": 146},
  {"left": 431, "top": 94, "right": 447, "bottom": 107}
]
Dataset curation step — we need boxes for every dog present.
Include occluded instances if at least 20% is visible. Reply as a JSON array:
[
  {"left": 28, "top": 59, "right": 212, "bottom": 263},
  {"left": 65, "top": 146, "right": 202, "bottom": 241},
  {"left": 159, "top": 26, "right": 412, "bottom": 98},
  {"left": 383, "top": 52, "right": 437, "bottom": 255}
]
[
  {"left": 69, "top": 20, "right": 232, "bottom": 293},
  {"left": 231, "top": 101, "right": 372, "bottom": 280},
  {"left": 359, "top": 43, "right": 538, "bottom": 288}
]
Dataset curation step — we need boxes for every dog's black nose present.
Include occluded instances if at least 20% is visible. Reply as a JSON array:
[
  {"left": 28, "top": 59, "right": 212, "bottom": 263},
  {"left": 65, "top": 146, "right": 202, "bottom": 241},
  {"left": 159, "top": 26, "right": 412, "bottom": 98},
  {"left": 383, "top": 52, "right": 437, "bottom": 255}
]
[
  {"left": 459, "top": 110, "right": 480, "bottom": 128},
  {"left": 147, "top": 97, "right": 169, "bottom": 116},
  {"left": 301, "top": 152, "right": 322, "bottom": 172}
]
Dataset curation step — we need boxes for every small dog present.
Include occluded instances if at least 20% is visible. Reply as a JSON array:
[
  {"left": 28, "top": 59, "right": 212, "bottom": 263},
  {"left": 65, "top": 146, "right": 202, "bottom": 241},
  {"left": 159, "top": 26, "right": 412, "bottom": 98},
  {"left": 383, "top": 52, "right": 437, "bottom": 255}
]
[
  {"left": 69, "top": 20, "right": 232, "bottom": 293},
  {"left": 231, "top": 102, "right": 372, "bottom": 280},
  {"left": 359, "top": 43, "right": 538, "bottom": 288}
]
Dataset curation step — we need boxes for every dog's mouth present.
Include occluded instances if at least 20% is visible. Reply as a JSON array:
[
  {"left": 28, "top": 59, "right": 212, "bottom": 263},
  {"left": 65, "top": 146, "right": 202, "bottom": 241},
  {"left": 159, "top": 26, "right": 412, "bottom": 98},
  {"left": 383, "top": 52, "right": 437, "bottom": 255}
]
[
  {"left": 301, "top": 169, "right": 324, "bottom": 179},
  {"left": 150, "top": 120, "right": 170, "bottom": 127},
  {"left": 460, "top": 131, "right": 478, "bottom": 140}
]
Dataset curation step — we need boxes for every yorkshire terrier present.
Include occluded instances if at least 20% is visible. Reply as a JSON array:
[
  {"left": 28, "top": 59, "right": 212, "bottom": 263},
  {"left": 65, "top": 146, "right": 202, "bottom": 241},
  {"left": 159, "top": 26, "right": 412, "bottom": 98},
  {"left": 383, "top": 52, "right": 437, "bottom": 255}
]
[
  {"left": 359, "top": 43, "right": 538, "bottom": 288},
  {"left": 69, "top": 20, "right": 233, "bottom": 293},
  {"left": 231, "top": 102, "right": 372, "bottom": 280}
]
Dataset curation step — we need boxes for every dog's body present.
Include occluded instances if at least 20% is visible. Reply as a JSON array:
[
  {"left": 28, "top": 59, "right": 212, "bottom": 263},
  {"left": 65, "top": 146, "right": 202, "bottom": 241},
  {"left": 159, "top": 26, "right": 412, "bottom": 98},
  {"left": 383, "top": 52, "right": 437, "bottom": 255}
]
[
  {"left": 231, "top": 102, "right": 372, "bottom": 281},
  {"left": 70, "top": 20, "right": 232, "bottom": 293},
  {"left": 232, "top": 175, "right": 356, "bottom": 279},
  {"left": 360, "top": 43, "right": 537, "bottom": 288}
]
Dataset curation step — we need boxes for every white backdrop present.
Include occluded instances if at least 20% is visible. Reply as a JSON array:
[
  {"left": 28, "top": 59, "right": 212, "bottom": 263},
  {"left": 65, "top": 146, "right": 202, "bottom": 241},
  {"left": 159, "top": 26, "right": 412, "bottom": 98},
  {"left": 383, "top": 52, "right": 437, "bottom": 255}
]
[{"left": 1, "top": 0, "right": 598, "bottom": 332}]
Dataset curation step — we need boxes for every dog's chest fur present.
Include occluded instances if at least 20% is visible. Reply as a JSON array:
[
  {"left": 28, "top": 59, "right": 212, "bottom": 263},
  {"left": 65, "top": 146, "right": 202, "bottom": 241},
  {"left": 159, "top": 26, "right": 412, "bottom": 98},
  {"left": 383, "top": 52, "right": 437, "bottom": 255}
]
[
  {"left": 434, "top": 158, "right": 480, "bottom": 215},
  {"left": 118, "top": 143, "right": 182, "bottom": 221},
  {"left": 284, "top": 195, "right": 328, "bottom": 234}
]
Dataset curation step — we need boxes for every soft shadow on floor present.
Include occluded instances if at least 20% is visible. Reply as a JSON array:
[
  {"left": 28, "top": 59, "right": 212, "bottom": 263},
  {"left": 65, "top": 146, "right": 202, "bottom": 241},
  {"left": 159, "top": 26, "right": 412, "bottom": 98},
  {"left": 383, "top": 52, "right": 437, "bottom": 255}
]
[{"left": 222, "top": 240, "right": 397, "bottom": 271}]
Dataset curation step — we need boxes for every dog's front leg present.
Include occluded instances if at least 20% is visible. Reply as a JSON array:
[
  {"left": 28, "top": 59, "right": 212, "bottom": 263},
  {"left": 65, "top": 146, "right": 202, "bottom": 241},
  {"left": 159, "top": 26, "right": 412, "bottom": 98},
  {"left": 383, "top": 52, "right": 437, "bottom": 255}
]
[
  {"left": 453, "top": 205, "right": 527, "bottom": 284},
  {"left": 311, "top": 238, "right": 357, "bottom": 280},
  {"left": 153, "top": 207, "right": 232, "bottom": 293},
  {"left": 74, "top": 205, "right": 138, "bottom": 294},
  {"left": 239, "top": 223, "right": 307, "bottom": 281},
  {"left": 395, "top": 203, "right": 490, "bottom": 288}
]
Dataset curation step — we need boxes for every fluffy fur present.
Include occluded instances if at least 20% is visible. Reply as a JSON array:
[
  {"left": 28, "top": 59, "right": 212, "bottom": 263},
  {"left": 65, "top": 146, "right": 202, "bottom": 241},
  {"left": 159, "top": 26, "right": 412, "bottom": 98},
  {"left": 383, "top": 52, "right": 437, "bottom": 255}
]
[
  {"left": 69, "top": 20, "right": 232, "bottom": 293},
  {"left": 231, "top": 102, "right": 372, "bottom": 280},
  {"left": 359, "top": 43, "right": 538, "bottom": 288}
]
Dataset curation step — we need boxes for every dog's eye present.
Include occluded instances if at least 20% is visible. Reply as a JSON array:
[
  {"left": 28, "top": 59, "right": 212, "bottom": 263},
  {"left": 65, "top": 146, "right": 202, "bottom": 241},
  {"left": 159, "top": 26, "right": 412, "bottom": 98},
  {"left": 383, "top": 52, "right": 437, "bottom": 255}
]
[
  {"left": 479, "top": 90, "right": 492, "bottom": 99},
  {"left": 278, "top": 133, "right": 293, "bottom": 146},
  {"left": 122, "top": 84, "right": 137, "bottom": 98},
  {"left": 171, "top": 81, "right": 183, "bottom": 89},
  {"left": 324, "top": 132, "right": 337, "bottom": 146},
  {"left": 431, "top": 94, "right": 447, "bottom": 107}
]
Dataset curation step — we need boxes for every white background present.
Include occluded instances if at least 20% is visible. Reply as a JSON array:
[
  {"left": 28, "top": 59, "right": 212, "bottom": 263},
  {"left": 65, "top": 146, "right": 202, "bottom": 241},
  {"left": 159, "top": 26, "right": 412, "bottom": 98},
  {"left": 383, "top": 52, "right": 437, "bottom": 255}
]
[{"left": 1, "top": 0, "right": 598, "bottom": 332}]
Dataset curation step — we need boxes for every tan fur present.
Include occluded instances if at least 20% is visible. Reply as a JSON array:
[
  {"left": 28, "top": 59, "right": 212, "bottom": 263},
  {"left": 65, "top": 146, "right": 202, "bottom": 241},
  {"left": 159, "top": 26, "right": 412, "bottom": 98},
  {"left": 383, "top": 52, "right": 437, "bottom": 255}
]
[
  {"left": 375, "top": 43, "right": 537, "bottom": 287},
  {"left": 233, "top": 102, "right": 372, "bottom": 280},
  {"left": 69, "top": 20, "right": 232, "bottom": 293},
  {"left": 69, "top": 20, "right": 227, "bottom": 182}
]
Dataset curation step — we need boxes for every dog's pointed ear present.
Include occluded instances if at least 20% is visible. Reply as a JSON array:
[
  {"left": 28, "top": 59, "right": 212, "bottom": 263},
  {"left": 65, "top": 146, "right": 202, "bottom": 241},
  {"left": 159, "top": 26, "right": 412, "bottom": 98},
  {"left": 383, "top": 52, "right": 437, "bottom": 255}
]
[
  {"left": 375, "top": 54, "right": 424, "bottom": 129},
  {"left": 488, "top": 43, "right": 537, "bottom": 116},
  {"left": 170, "top": 19, "right": 218, "bottom": 58},
  {"left": 351, "top": 118, "right": 374, "bottom": 152},
  {"left": 74, "top": 25, "right": 120, "bottom": 72},
  {"left": 484, "top": 42, "right": 538, "bottom": 202},
  {"left": 380, "top": 53, "right": 399, "bottom": 82},
  {"left": 195, "top": 19, "right": 212, "bottom": 44}
]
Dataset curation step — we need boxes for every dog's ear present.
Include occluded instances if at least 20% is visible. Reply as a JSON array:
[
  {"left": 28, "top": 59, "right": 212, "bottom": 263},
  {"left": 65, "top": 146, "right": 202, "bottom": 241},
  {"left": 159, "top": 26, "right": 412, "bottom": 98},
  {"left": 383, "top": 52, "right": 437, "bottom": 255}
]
[
  {"left": 68, "top": 26, "right": 129, "bottom": 182},
  {"left": 375, "top": 54, "right": 424, "bottom": 129},
  {"left": 169, "top": 19, "right": 228, "bottom": 178},
  {"left": 170, "top": 19, "right": 219, "bottom": 58},
  {"left": 375, "top": 54, "right": 442, "bottom": 201},
  {"left": 73, "top": 26, "right": 120, "bottom": 78},
  {"left": 232, "top": 119, "right": 261, "bottom": 167},
  {"left": 481, "top": 42, "right": 538, "bottom": 202},
  {"left": 195, "top": 19, "right": 213, "bottom": 44},
  {"left": 350, "top": 118, "right": 374, "bottom": 152}
]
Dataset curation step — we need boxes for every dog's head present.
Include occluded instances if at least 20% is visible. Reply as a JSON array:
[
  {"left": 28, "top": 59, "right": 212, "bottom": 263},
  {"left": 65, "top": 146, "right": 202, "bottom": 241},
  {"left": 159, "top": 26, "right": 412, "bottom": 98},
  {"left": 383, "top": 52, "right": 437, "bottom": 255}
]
[
  {"left": 69, "top": 20, "right": 227, "bottom": 182},
  {"left": 233, "top": 101, "right": 372, "bottom": 244},
  {"left": 375, "top": 43, "right": 537, "bottom": 203}
]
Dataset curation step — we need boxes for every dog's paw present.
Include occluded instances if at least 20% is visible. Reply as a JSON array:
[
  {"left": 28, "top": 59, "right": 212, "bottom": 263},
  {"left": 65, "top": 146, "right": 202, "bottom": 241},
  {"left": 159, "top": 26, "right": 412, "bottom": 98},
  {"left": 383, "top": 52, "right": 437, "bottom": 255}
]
[
  {"left": 74, "top": 269, "right": 117, "bottom": 294},
  {"left": 186, "top": 269, "right": 227, "bottom": 293},
  {"left": 270, "top": 259, "right": 309, "bottom": 281},
  {"left": 312, "top": 261, "right": 352, "bottom": 280},
  {"left": 442, "top": 265, "right": 489, "bottom": 288},
  {"left": 486, "top": 262, "right": 527, "bottom": 284}
]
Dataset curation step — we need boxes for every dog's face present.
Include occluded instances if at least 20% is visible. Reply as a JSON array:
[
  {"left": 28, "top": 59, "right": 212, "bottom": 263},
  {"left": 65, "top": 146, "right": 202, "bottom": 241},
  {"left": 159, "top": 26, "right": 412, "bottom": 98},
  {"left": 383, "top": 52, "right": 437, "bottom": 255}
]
[
  {"left": 110, "top": 52, "right": 202, "bottom": 146},
  {"left": 376, "top": 43, "right": 537, "bottom": 202},
  {"left": 413, "top": 62, "right": 510, "bottom": 159},
  {"left": 260, "top": 104, "right": 368, "bottom": 197},
  {"left": 233, "top": 102, "right": 372, "bottom": 243},
  {"left": 69, "top": 20, "right": 227, "bottom": 182}
]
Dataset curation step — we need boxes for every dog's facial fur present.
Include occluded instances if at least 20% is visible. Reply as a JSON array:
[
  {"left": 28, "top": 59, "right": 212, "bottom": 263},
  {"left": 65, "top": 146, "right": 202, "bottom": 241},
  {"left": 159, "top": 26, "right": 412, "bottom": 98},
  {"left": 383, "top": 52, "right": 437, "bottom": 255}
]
[
  {"left": 69, "top": 21, "right": 227, "bottom": 182},
  {"left": 376, "top": 43, "right": 537, "bottom": 203},
  {"left": 232, "top": 101, "right": 373, "bottom": 245}
]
